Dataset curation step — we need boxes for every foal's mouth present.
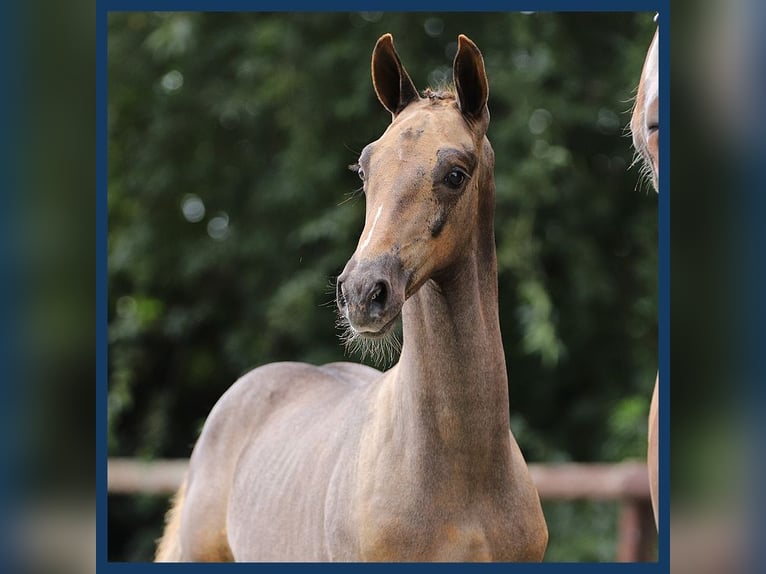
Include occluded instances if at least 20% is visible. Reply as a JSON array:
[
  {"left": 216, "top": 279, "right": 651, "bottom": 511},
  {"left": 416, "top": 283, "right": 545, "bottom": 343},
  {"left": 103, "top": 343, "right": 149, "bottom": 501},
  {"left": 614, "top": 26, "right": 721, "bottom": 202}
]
[
  {"left": 336, "top": 308, "right": 402, "bottom": 367},
  {"left": 354, "top": 313, "right": 400, "bottom": 339}
]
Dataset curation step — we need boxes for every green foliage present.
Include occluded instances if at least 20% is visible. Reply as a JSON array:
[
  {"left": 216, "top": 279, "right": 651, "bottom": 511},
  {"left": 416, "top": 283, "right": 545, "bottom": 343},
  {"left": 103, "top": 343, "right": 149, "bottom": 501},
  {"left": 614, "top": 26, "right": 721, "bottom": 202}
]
[
  {"left": 108, "top": 12, "right": 657, "bottom": 561},
  {"left": 542, "top": 500, "right": 626, "bottom": 562}
]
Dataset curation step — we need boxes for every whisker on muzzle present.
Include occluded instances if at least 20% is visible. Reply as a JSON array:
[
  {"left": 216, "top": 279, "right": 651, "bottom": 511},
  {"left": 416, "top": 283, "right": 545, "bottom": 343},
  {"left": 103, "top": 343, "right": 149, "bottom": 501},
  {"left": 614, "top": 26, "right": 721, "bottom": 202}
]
[{"left": 334, "top": 305, "right": 402, "bottom": 368}]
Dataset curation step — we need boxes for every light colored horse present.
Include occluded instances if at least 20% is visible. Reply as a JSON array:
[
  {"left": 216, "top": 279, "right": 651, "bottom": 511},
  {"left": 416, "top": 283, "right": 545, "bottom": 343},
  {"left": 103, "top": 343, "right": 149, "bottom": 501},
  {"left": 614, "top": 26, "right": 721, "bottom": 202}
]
[
  {"left": 630, "top": 25, "right": 659, "bottom": 529},
  {"left": 155, "top": 34, "right": 548, "bottom": 562},
  {"left": 631, "top": 27, "right": 659, "bottom": 191}
]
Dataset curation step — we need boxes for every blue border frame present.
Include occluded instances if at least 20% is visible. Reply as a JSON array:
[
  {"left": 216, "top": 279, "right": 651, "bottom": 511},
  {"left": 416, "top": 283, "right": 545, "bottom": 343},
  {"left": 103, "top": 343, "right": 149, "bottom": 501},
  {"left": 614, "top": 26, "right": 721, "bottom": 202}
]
[
  {"left": 0, "top": 0, "right": 22, "bottom": 568},
  {"left": 103, "top": 1, "right": 659, "bottom": 11},
  {"left": 97, "top": 2, "right": 670, "bottom": 571},
  {"left": 97, "top": 2, "right": 109, "bottom": 570}
]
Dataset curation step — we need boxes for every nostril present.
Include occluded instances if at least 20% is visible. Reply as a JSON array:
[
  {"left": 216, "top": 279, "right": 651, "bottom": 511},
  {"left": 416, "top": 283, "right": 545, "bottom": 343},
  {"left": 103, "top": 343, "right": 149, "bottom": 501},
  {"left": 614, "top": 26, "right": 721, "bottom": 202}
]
[
  {"left": 369, "top": 281, "right": 388, "bottom": 315},
  {"left": 336, "top": 280, "right": 347, "bottom": 308}
]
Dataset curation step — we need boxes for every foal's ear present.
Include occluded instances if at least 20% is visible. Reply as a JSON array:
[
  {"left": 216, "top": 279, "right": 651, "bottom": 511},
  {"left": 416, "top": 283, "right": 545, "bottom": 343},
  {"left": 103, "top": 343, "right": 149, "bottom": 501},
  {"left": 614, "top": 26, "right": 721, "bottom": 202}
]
[
  {"left": 371, "top": 34, "right": 420, "bottom": 117},
  {"left": 453, "top": 35, "right": 489, "bottom": 121}
]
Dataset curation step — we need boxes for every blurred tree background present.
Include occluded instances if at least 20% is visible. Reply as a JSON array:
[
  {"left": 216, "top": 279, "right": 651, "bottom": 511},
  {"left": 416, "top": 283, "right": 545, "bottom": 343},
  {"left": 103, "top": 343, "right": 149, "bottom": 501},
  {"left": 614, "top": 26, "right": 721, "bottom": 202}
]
[{"left": 107, "top": 12, "right": 657, "bottom": 561}]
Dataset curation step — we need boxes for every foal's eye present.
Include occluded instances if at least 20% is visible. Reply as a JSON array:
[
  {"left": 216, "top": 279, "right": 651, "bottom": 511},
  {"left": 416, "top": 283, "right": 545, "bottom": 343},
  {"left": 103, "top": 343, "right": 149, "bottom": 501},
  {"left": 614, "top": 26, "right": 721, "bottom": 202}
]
[
  {"left": 647, "top": 122, "right": 659, "bottom": 134},
  {"left": 444, "top": 168, "right": 468, "bottom": 189}
]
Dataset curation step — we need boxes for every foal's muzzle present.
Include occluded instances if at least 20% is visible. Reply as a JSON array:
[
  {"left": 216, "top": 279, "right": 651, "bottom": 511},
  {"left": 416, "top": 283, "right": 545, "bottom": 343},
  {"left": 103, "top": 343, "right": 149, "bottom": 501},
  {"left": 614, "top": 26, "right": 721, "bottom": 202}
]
[{"left": 336, "top": 255, "right": 405, "bottom": 336}]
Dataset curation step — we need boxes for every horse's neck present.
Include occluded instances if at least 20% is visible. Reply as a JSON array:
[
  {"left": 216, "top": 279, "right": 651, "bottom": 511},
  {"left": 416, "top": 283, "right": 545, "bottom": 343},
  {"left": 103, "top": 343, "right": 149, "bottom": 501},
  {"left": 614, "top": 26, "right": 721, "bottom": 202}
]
[{"left": 391, "top": 213, "right": 511, "bottom": 470}]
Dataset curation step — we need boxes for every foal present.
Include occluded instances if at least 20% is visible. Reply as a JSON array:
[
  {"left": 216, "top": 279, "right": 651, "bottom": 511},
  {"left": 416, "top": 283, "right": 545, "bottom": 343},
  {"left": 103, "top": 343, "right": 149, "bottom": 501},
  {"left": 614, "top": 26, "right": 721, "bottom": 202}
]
[{"left": 155, "top": 34, "right": 547, "bottom": 562}]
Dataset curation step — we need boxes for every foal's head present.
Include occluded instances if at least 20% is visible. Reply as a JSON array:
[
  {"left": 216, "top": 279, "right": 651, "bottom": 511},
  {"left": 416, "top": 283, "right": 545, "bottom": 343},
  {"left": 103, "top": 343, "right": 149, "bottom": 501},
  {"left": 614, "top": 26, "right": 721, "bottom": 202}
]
[
  {"left": 631, "top": 28, "right": 659, "bottom": 191},
  {"left": 336, "top": 34, "right": 493, "bottom": 360}
]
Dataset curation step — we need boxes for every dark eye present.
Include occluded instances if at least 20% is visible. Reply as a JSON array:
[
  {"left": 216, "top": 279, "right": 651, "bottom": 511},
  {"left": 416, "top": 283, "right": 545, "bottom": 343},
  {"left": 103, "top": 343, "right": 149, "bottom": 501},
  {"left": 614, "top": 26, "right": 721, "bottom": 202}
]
[
  {"left": 647, "top": 122, "right": 659, "bottom": 134},
  {"left": 444, "top": 168, "right": 468, "bottom": 189}
]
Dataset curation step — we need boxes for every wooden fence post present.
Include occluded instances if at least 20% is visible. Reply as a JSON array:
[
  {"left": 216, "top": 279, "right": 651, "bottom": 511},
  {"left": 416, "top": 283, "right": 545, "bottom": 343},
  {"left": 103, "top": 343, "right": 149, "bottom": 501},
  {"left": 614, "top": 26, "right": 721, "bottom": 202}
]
[{"left": 616, "top": 498, "right": 656, "bottom": 561}]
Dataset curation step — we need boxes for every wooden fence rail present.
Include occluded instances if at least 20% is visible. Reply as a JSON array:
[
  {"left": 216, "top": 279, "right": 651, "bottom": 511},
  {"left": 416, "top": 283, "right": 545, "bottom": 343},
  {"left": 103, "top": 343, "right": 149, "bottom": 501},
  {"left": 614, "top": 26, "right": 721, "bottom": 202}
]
[{"left": 107, "top": 458, "right": 654, "bottom": 562}]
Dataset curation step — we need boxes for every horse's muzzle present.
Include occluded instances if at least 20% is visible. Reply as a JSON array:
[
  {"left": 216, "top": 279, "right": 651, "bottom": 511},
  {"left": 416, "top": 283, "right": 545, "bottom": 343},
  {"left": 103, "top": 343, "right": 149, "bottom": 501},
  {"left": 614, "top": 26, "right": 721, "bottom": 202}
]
[{"left": 336, "top": 254, "right": 405, "bottom": 335}]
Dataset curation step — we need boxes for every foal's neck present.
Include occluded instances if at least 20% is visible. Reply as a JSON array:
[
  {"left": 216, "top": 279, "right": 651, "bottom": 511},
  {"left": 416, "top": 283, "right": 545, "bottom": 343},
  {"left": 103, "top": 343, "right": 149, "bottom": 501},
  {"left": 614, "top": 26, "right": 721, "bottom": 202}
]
[{"left": 395, "top": 193, "right": 511, "bottom": 462}]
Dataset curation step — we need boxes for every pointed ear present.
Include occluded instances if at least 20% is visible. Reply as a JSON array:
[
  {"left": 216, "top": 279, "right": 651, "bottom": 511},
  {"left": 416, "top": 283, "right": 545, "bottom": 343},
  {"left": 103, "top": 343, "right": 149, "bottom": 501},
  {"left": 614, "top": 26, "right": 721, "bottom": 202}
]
[
  {"left": 453, "top": 34, "right": 489, "bottom": 121},
  {"left": 371, "top": 34, "right": 420, "bottom": 117}
]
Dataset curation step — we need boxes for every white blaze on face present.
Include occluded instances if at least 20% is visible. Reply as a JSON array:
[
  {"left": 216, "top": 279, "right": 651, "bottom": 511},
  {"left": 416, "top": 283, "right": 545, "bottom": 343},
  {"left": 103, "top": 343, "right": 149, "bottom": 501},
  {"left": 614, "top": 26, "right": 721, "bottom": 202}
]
[{"left": 359, "top": 205, "right": 383, "bottom": 253}]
